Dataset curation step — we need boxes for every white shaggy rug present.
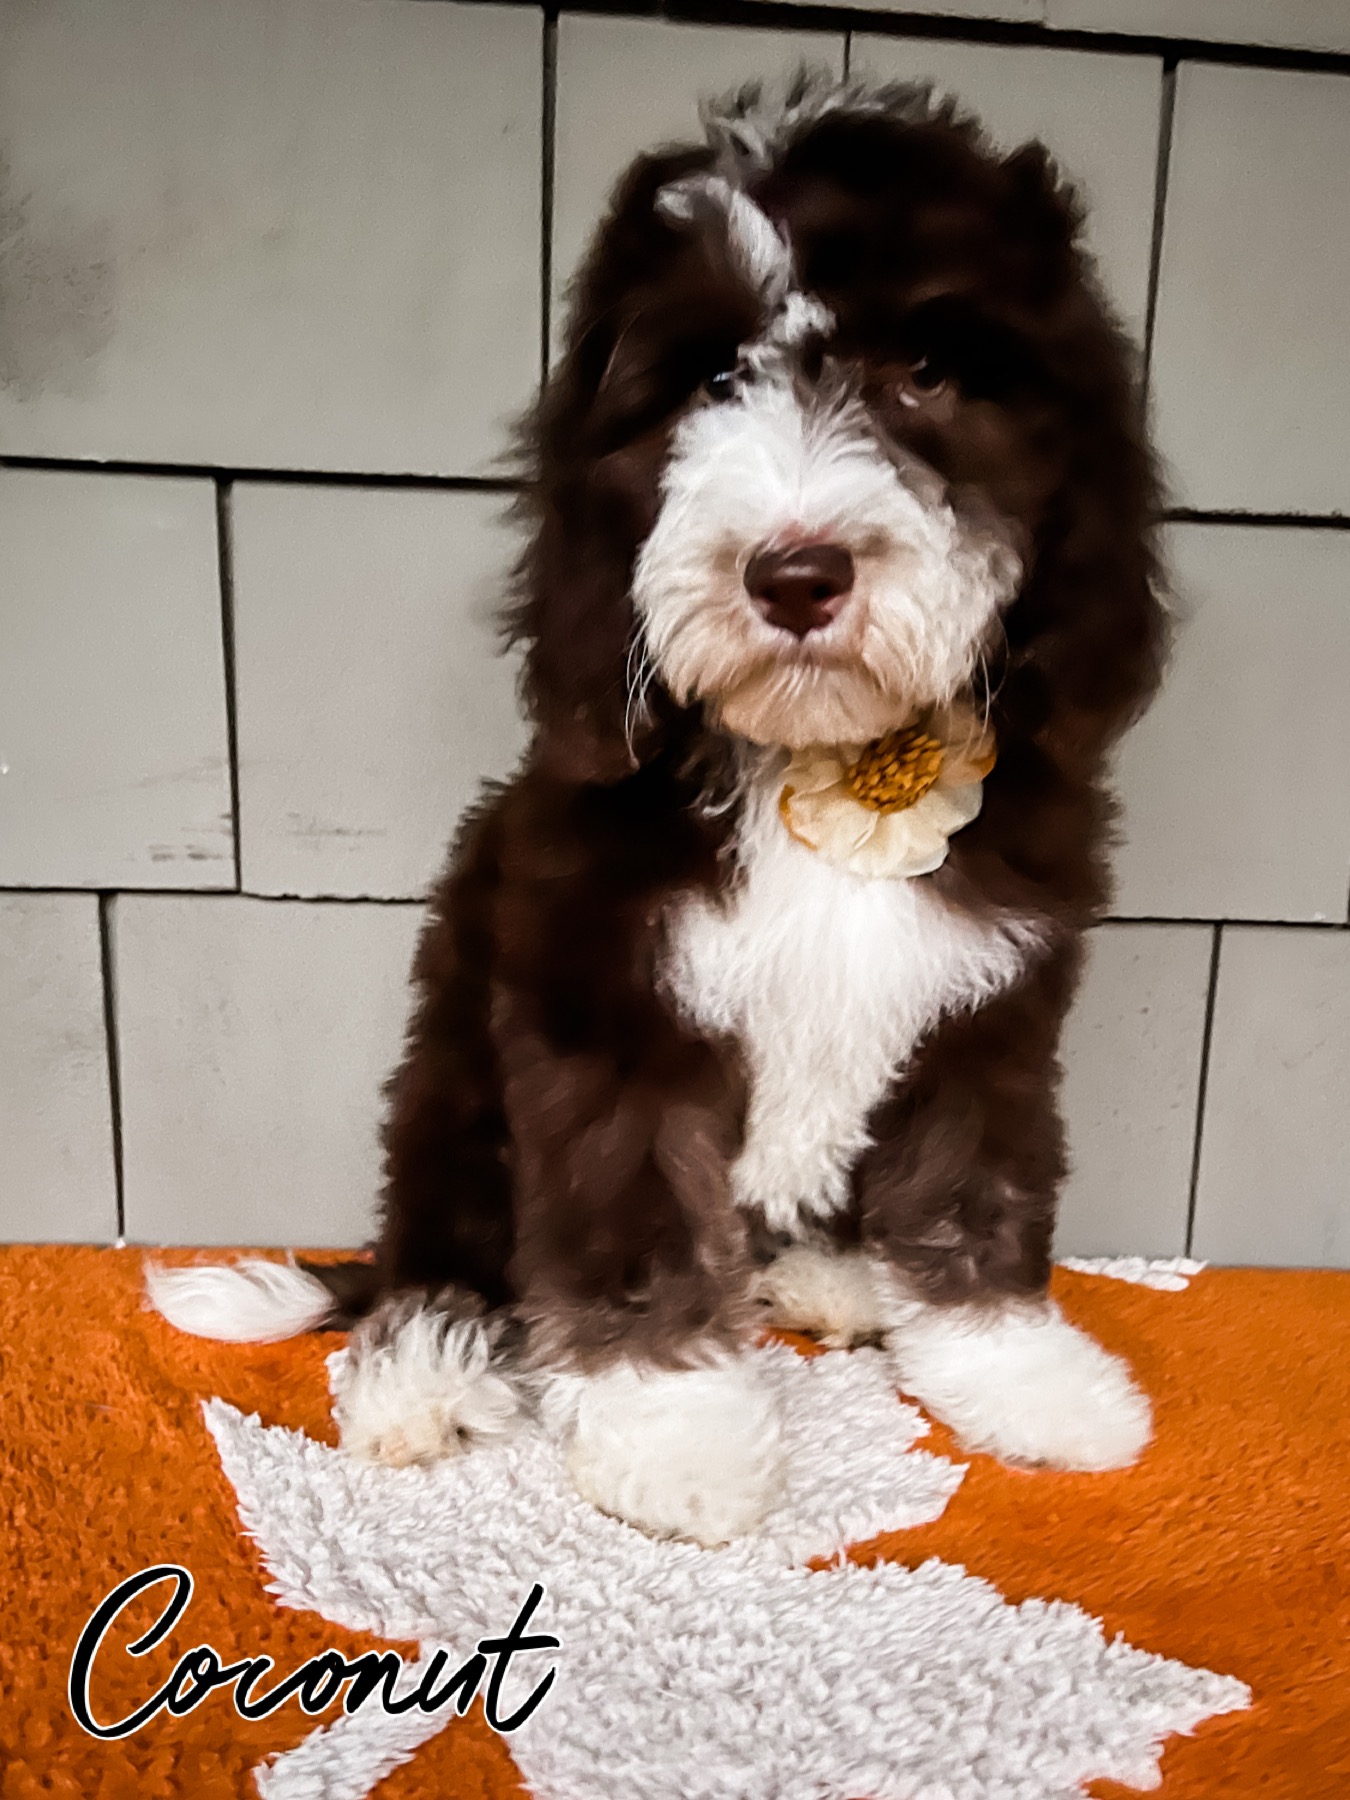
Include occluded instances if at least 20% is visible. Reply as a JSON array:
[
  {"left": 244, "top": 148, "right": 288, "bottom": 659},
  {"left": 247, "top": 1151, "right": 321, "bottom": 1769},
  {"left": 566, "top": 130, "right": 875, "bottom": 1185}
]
[
  {"left": 205, "top": 1287, "right": 1248, "bottom": 1800},
  {"left": 1057, "top": 1257, "right": 1207, "bottom": 1293}
]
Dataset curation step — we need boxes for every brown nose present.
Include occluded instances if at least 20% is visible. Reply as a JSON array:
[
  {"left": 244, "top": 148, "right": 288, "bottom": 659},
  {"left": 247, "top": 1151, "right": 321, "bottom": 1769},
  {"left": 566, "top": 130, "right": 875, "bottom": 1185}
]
[{"left": 744, "top": 543, "right": 855, "bottom": 639}]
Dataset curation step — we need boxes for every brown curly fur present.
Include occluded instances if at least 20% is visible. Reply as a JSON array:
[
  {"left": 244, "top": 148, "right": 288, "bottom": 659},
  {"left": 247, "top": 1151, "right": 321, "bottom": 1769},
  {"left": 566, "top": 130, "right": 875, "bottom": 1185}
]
[{"left": 310, "top": 81, "right": 1166, "bottom": 1369}]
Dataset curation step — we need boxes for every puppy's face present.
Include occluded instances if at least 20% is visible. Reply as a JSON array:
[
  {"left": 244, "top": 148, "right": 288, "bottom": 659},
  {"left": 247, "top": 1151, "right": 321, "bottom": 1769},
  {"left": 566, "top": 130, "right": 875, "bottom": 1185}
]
[
  {"left": 632, "top": 317, "right": 1024, "bottom": 750},
  {"left": 580, "top": 99, "right": 1100, "bottom": 751}
]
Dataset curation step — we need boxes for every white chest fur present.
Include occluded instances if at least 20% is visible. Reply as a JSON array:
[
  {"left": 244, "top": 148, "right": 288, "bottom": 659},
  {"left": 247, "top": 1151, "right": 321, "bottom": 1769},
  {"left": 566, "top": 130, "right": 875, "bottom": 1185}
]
[{"left": 662, "top": 759, "right": 1043, "bottom": 1236}]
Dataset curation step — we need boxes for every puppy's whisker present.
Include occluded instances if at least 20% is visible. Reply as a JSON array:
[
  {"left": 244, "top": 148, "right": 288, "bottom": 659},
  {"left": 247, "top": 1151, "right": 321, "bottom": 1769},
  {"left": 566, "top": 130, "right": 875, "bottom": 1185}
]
[
  {"left": 976, "top": 626, "right": 1009, "bottom": 725},
  {"left": 624, "top": 630, "right": 659, "bottom": 759}
]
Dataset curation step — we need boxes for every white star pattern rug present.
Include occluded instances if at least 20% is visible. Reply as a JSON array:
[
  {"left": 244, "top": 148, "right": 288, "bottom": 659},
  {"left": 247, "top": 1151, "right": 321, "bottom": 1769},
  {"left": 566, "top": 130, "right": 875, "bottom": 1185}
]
[{"left": 204, "top": 1262, "right": 1248, "bottom": 1800}]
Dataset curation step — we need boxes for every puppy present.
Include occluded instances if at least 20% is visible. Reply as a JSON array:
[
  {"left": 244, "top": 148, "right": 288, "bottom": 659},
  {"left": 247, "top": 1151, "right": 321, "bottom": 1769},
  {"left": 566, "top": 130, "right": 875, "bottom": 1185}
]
[{"left": 150, "top": 75, "right": 1165, "bottom": 1546}]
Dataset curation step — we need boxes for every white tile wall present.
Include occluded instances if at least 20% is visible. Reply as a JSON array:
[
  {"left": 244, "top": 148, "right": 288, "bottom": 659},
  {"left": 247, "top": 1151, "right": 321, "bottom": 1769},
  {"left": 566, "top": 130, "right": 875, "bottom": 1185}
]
[
  {"left": 115, "top": 895, "right": 423, "bottom": 1247},
  {"left": 1055, "top": 924, "right": 1212, "bottom": 1258},
  {"left": 851, "top": 37, "right": 1162, "bottom": 338},
  {"left": 0, "top": 895, "right": 117, "bottom": 1242},
  {"left": 1193, "top": 928, "right": 1350, "bottom": 1267},
  {"left": 551, "top": 16, "right": 843, "bottom": 345},
  {"left": 1151, "top": 65, "right": 1350, "bottom": 515},
  {"left": 1047, "top": 0, "right": 1350, "bottom": 55},
  {"left": 0, "top": 0, "right": 541, "bottom": 477},
  {"left": 1113, "top": 525, "right": 1350, "bottom": 924},
  {"left": 0, "top": 469, "right": 233, "bottom": 890},
  {"left": 1, "top": 5, "right": 1347, "bottom": 1265},
  {"left": 231, "top": 485, "right": 528, "bottom": 900}
]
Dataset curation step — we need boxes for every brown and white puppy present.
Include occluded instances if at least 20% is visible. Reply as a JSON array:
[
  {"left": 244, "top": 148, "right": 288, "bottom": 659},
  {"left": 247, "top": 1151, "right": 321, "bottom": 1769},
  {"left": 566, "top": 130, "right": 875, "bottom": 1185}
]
[{"left": 150, "top": 76, "right": 1166, "bottom": 1545}]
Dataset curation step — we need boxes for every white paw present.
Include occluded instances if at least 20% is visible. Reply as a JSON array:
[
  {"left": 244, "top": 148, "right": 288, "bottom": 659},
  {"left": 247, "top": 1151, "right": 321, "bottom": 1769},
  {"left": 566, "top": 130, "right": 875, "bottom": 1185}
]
[
  {"left": 884, "top": 1296, "right": 1152, "bottom": 1472},
  {"left": 332, "top": 1300, "right": 523, "bottom": 1469},
  {"left": 559, "top": 1357, "right": 785, "bottom": 1546},
  {"left": 753, "top": 1245, "right": 885, "bottom": 1348}
]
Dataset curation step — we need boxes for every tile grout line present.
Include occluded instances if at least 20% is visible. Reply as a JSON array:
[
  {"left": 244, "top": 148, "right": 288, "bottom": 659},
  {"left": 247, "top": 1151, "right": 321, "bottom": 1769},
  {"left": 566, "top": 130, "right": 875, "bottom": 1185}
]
[
  {"left": 97, "top": 895, "right": 127, "bottom": 1242},
  {"left": 0, "top": 885, "right": 432, "bottom": 908},
  {"left": 1141, "top": 57, "right": 1177, "bottom": 408},
  {"left": 541, "top": 8, "right": 559, "bottom": 378},
  {"left": 215, "top": 481, "right": 244, "bottom": 892},
  {"left": 1183, "top": 921, "right": 1224, "bottom": 1256},
  {"left": 1165, "top": 509, "right": 1350, "bottom": 531},
  {"left": 2, "top": 884, "right": 1349, "bottom": 925},
  {"left": 6, "top": 452, "right": 1349, "bottom": 530},
  {"left": 0, "top": 455, "right": 522, "bottom": 493},
  {"left": 1100, "top": 913, "right": 1349, "bottom": 930}
]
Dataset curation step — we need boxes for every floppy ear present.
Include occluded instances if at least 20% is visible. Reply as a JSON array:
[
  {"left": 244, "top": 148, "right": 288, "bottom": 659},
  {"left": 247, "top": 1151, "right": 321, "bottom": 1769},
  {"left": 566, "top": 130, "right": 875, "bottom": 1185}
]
[
  {"left": 1000, "top": 413, "right": 1168, "bottom": 774},
  {"left": 505, "top": 149, "right": 722, "bottom": 786},
  {"left": 994, "top": 154, "right": 1169, "bottom": 773}
]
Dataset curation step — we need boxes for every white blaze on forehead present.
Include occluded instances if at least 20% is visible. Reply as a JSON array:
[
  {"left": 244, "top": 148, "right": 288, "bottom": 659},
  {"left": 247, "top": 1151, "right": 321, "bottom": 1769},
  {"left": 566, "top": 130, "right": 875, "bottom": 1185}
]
[
  {"left": 762, "top": 289, "right": 834, "bottom": 353},
  {"left": 657, "top": 173, "right": 793, "bottom": 304},
  {"left": 655, "top": 171, "right": 835, "bottom": 359}
]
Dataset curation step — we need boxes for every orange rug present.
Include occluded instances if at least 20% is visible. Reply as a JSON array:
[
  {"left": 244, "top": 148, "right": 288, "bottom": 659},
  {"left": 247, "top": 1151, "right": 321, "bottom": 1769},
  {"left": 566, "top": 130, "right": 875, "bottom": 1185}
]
[{"left": 1, "top": 1246, "right": 1346, "bottom": 1798}]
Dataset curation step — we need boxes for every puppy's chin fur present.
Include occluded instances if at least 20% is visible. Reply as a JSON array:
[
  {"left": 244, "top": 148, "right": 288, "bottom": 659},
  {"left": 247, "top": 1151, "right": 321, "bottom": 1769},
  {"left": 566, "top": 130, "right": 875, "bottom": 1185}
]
[{"left": 710, "top": 662, "right": 919, "bottom": 750}]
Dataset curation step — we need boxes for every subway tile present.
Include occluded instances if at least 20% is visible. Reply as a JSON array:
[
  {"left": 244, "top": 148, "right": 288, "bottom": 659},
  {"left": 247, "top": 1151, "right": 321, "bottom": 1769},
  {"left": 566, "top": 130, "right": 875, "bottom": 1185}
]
[
  {"left": 1055, "top": 923, "right": 1211, "bottom": 1259},
  {"left": 0, "top": 0, "right": 540, "bottom": 476},
  {"left": 115, "top": 896, "right": 422, "bottom": 1247},
  {"left": 551, "top": 16, "right": 843, "bottom": 347},
  {"left": 231, "top": 486, "right": 527, "bottom": 900},
  {"left": 853, "top": 38, "right": 1162, "bottom": 340},
  {"left": 1193, "top": 927, "right": 1350, "bottom": 1268},
  {"left": 0, "top": 894, "right": 117, "bottom": 1242},
  {"left": 1112, "top": 524, "right": 1350, "bottom": 923},
  {"left": 0, "top": 469, "right": 232, "bottom": 889},
  {"left": 1151, "top": 64, "right": 1350, "bottom": 513},
  {"left": 1047, "top": 0, "right": 1350, "bottom": 55}
]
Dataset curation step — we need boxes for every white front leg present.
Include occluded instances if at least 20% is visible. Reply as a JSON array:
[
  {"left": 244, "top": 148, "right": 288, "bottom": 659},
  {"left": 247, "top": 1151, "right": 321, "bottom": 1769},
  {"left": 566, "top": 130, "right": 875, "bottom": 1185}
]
[
  {"left": 879, "top": 1284, "right": 1152, "bottom": 1471},
  {"left": 545, "top": 1354, "right": 786, "bottom": 1547}
]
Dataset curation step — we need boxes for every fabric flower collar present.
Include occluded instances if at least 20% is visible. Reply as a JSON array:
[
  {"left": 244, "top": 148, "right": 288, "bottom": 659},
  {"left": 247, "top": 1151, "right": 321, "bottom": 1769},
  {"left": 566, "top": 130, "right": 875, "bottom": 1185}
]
[{"left": 778, "top": 701, "right": 996, "bottom": 880}]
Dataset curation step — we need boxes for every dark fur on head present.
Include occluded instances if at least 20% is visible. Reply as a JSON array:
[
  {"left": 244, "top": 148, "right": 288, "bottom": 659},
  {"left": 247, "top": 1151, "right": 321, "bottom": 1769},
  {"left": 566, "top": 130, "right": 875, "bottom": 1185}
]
[{"left": 319, "top": 75, "right": 1166, "bottom": 1362}]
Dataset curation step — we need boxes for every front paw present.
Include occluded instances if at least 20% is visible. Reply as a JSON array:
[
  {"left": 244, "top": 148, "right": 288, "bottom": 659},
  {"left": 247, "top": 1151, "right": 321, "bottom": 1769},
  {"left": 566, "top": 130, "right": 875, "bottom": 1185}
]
[
  {"left": 753, "top": 1244, "right": 886, "bottom": 1348},
  {"left": 886, "top": 1298, "right": 1152, "bottom": 1472},
  {"left": 561, "top": 1357, "right": 785, "bottom": 1546},
  {"left": 333, "top": 1299, "right": 523, "bottom": 1468}
]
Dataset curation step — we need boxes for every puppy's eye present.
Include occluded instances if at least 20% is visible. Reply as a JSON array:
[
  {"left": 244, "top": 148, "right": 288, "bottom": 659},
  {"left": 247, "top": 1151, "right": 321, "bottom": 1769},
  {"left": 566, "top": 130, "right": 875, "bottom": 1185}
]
[
  {"left": 895, "top": 355, "right": 951, "bottom": 408},
  {"left": 702, "top": 369, "right": 739, "bottom": 403},
  {"left": 909, "top": 354, "right": 948, "bottom": 393}
]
